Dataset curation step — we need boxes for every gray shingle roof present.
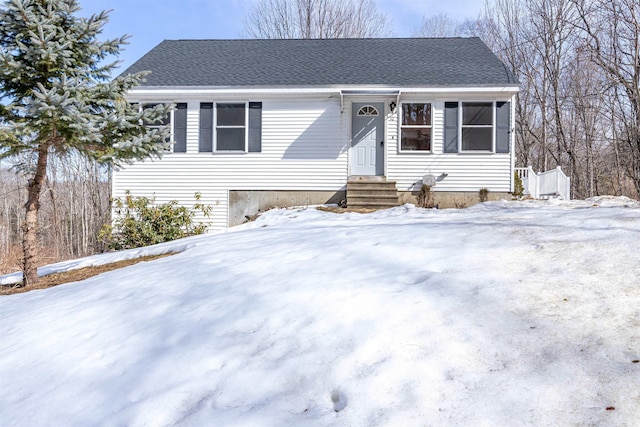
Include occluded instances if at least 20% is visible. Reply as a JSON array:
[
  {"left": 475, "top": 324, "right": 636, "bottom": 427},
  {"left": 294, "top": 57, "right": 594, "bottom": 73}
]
[{"left": 122, "top": 38, "right": 518, "bottom": 88}]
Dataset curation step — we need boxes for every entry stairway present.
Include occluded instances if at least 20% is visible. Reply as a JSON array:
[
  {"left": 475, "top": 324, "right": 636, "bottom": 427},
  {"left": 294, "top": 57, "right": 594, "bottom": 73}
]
[{"left": 347, "top": 176, "right": 399, "bottom": 209}]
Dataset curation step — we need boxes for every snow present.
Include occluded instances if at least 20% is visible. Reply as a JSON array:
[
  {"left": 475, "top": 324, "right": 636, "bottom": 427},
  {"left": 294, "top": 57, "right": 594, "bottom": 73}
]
[{"left": 1, "top": 198, "right": 639, "bottom": 426}]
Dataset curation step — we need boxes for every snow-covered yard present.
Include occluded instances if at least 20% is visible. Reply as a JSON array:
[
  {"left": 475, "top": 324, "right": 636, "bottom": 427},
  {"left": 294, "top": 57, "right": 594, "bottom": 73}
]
[{"left": 1, "top": 198, "right": 639, "bottom": 426}]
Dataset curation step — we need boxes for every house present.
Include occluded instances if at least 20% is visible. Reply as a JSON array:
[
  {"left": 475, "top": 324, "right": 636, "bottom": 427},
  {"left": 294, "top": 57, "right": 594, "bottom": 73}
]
[{"left": 115, "top": 38, "right": 519, "bottom": 228}]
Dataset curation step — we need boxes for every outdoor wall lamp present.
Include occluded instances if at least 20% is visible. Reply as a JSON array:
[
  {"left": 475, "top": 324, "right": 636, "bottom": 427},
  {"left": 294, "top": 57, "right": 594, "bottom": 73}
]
[{"left": 389, "top": 101, "right": 397, "bottom": 112}]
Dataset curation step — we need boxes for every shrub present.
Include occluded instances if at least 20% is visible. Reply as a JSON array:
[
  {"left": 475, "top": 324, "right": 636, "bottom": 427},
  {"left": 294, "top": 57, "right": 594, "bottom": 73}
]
[
  {"left": 514, "top": 172, "right": 525, "bottom": 198},
  {"left": 416, "top": 184, "right": 435, "bottom": 208},
  {"left": 453, "top": 197, "right": 467, "bottom": 209},
  {"left": 478, "top": 188, "right": 490, "bottom": 202},
  {"left": 100, "top": 192, "right": 211, "bottom": 250}
]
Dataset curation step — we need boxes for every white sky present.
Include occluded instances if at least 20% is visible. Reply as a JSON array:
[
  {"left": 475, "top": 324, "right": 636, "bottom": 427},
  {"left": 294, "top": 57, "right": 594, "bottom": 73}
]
[{"left": 77, "top": 0, "right": 486, "bottom": 71}]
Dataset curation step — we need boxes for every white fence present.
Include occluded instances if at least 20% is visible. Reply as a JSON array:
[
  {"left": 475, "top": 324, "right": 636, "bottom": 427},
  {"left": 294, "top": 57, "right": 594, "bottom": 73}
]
[{"left": 515, "top": 166, "right": 571, "bottom": 200}]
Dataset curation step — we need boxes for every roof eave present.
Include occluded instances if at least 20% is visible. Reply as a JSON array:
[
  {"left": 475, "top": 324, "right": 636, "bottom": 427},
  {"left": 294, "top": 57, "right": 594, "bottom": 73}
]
[{"left": 127, "top": 84, "right": 520, "bottom": 96}]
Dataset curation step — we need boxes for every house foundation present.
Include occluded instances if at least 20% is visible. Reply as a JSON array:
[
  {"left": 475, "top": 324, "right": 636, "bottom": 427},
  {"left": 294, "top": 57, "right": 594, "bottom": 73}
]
[
  {"left": 228, "top": 190, "right": 346, "bottom": 226},
  {"left": 398, "top": 191, "right": 512, "bottom": 208}
]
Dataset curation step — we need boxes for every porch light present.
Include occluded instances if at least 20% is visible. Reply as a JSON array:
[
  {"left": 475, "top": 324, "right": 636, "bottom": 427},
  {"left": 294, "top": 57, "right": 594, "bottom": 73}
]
[{"left": 389, "top": 101, "right": 397, "bottom": 112}]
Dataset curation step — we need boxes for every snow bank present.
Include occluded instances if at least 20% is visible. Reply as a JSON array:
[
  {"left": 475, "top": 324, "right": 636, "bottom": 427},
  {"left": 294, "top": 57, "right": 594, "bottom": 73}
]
[{"left": 1, "top": 198, "right": 638, "bottom": 426}]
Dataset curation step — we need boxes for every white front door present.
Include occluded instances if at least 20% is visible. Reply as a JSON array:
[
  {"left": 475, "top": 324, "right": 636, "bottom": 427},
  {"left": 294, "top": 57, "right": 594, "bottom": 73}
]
[{"left": 351, "top": 102, "right": 384, "bottom": 176}]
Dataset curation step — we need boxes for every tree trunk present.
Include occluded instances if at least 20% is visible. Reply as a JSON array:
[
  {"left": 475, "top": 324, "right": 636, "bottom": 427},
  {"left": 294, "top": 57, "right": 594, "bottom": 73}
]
[{"left": 22, "top": 142, "right": 49, "bottom": 287}]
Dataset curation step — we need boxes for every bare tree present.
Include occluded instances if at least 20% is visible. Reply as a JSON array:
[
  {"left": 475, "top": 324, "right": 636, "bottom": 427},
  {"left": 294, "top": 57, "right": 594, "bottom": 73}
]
[
  {"left": 474, "top": 0, "right": 546, "bottom": 170},
  {"left": 572, "top": 0, "right": 640, "bottom": 196},
  {"left": 411, "top": 13, "right": 464, "bottom": 37},
  {"left": 471, "top": 0, "right": 639, "bottom": 199},
  {"left": 244, "top": 0, "right": 393, "bottom": 39},
  {"left": 0, "top": 158, "right": 110, "bottom": 276}
]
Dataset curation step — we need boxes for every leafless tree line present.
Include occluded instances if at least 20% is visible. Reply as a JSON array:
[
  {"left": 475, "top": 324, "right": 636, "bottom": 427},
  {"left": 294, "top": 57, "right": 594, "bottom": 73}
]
[
  {"left": 412, "top": 0, "right": 639, "bottom": 199},
  {"left": 244, "top": 0, "right": 393, "bottom": 38},
  {"left": 0, "top": 157, "right": 110, "bottom": 274}
]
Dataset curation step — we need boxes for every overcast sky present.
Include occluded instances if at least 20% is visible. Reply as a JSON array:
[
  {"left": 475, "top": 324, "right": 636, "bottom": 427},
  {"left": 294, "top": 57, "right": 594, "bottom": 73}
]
[{"left": 77, "top": 0, "right": 486, "bottom": 71}]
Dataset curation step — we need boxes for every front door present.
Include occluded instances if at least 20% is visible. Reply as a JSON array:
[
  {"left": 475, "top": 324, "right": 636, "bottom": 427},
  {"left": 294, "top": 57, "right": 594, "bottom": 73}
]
[{"left": 351, "top": 102, "right": 384, "bottom": 176}]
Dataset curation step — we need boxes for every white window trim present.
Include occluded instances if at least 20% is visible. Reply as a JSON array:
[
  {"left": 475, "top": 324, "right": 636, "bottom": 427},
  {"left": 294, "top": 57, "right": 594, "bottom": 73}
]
[
  {"left": 213, "top": 101, "right": 249, "bottom": 153},
  {"left": 459, "top": 100, "right": 496, "bottom": 153},
  {"left": 398, "top": 101, "right": 433, "bottom": 154}
]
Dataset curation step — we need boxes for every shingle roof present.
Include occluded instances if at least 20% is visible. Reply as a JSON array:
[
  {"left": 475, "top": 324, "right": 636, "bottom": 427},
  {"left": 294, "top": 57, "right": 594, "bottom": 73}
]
[{"left": 122, "top": 38, "right": 518, "bottom": 88}]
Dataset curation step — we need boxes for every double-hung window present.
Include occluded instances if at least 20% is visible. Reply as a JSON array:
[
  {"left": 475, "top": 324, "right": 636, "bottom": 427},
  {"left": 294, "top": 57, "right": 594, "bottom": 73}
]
[
  {"left": 443, "top": 101, "right": 511, "bottom": 154},
  {"left": 142, "top": 103, "right": 187, "bottom": 153},
  {"left": 400, "top": 103, "right": 432, "bottom": 152},
  {"left": 199, "top": 102, "right": 262, "bottom": 153},
  {"left": 216, "top": 103, "right": 246, "bottom": 151},
  {"left": 461, "top": 102, "right": 493, "bottom": 151}
]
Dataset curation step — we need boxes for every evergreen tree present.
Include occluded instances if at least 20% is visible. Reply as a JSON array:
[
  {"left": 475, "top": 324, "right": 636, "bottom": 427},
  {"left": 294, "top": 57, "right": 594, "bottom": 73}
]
[{"left": 0, "top": 0, "right": 172, "bottom": 286}]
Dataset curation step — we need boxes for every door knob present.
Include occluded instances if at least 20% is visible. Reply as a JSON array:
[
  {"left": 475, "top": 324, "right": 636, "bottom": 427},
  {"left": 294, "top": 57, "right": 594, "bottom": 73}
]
[{"left": 380, "top": 141, "right": 384, "bottom": 146}]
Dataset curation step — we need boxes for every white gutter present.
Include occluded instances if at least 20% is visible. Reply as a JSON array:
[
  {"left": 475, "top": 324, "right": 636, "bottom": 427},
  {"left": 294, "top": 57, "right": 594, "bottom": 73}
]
[
  {"left": 129, "top": 87, "right": 342, "bottom": 96},
  {"left": 128, "top": 85, "right": 520, "bottom": 96}
]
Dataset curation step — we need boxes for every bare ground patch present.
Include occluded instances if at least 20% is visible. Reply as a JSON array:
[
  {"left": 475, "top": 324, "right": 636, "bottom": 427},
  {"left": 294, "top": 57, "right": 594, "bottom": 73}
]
[
  {"left": 315, "top": 206, "right": 381, "bottom": 214},
  {"left": 0, "top": 253, "right": 176, "bottom": 296}
]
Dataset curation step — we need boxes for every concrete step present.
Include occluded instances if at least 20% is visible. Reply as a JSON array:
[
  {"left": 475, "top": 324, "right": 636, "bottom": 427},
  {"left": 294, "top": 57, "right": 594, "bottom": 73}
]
[
  {"left": 346, "top": 176, "right": 399, "bottom": 209},
  {"left": 347, "top": 189, "right": 398, "bottom": 197},
  {"left": 347, "top": 194, "right": 399, "bottom": 202},
  {"left": 346, "top": 182, "right": 398, "bottom": 191},
  {"left": 348, "top": 175, "right": 388, "bottom": 182},
  {"left": 347, "top": 200, "right": 400, "bottom": 209}
]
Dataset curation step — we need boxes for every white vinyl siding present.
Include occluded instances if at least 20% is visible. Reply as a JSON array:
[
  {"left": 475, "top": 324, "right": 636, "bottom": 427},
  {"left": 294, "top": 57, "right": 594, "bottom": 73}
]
[
  {"left": 113, "top": 98, "right": 347, "bottom": 229},
  {"left": 115, "top": 92, "right": 515, "bottom": 229},
  {"left": 386, "top": 100, "right": 512, "bottom": 192}
]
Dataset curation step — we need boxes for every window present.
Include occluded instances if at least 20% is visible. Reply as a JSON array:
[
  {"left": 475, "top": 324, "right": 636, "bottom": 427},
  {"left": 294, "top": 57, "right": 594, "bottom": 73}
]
[
  {"left": 462, "top": 102, "right": 493, "bottom": 151},
  {"left": 400, "top": 103, "right": 432, "bottom": 151},
  {"left": 142, "top": 103, "right": 169, "bottom": 130},
  {"left": 216, "top": 103, "right": 245, "bottom": 151},
  {"left": 199, "top": 102, "right": 262, "bottom": 153},
  {"left": 443, "top": 101, "right": 511, "bottom": 154},
  {"left": 357, "top": 105, "right": 379, "bottom": 116},
  {"left": 142, "top": 103, "right": 187, "bottom": 153}
]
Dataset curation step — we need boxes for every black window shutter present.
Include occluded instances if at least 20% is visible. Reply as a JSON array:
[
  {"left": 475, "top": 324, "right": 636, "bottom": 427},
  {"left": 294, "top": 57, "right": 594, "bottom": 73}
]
[
  {"left": 248, "top": 102, "right": 262, "bottom": 153},
  {"left": 496, "top": 101, "right": 511, "bottom": 153},
  {"left": 199, "top": 103, "right": 213, "bottom": 152},
  {"left": 444, "top": 102, "right": 459, "bottom": 153},
  {"left": 173, "top": 103, "right": 187, "bottom": 153}
]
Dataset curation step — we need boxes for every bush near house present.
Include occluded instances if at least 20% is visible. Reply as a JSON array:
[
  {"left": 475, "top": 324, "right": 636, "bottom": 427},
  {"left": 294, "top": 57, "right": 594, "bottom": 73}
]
[
  {"left": 416, "top": 185, "right": 435, "bottom": 208},
  {"left": 101, "top": 192, "right": 211, "bottom": 250},
  {"left": 514, "top": 173, "right": 525, "bottom": 198},
  {"left": 479, "top": 188, "right": 490, "bottom": 202}
]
